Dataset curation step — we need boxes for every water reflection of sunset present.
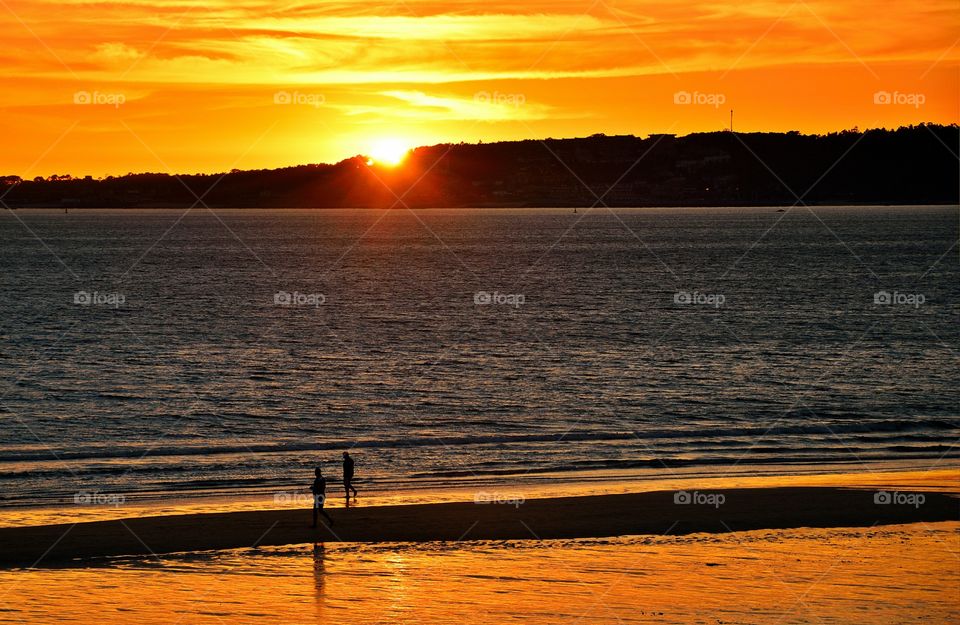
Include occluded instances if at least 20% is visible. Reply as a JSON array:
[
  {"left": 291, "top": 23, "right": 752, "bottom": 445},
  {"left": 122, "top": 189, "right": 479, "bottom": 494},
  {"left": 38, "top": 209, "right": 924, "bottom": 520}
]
[{"left": 2, "top": 524, "right": 956, "bottom": 624}]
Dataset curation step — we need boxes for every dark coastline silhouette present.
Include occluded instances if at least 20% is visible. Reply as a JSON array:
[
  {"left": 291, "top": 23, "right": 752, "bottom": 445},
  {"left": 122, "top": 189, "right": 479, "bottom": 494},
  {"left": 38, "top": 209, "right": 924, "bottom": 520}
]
[{"left": 2, "top": 125, "right": 956, "bottom": 209}]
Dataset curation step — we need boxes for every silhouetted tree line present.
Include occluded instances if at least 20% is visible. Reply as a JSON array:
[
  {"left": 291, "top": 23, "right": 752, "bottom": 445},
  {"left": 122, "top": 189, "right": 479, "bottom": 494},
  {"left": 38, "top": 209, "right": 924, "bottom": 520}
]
[{"left": 3, "top": 124, "right": 956, "bottom": 208}]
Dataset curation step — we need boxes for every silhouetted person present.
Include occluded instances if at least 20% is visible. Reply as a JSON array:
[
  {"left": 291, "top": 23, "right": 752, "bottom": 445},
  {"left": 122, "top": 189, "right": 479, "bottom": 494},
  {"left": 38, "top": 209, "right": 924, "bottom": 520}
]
[
  {"left": 342, "top": 451, "right": 358, "bottom": 499},
  {"left": 310, "top": 467, "right": 334, "bottom": 528}
]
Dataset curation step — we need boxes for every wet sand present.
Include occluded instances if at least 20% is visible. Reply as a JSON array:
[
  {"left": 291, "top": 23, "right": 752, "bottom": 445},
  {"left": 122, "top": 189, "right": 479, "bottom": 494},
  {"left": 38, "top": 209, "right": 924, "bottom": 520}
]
[
  {"left": 1, "top": 485, "right": 956, "bottom": 567},
  {"left": 6, "top": 523, "right": 957, "bottom": 624}
]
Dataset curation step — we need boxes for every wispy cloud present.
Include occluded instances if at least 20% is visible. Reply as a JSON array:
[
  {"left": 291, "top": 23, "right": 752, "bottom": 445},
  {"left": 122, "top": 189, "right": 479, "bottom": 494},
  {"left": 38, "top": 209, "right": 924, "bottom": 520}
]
[
  {"left": 8, "top": 0, "right": 959, "bottom": 85},
  {"left": 331, "top": 89, "right": 558, "bottom": 121},
  {"left": 2, "top": 0, "right": 957, "bottom": 176}
]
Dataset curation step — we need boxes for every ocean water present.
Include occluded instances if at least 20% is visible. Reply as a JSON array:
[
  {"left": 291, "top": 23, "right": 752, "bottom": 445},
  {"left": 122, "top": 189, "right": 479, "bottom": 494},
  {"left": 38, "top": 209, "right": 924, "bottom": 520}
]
[{"left": 0, "top": 206, "right": 957, "bottom": 507}]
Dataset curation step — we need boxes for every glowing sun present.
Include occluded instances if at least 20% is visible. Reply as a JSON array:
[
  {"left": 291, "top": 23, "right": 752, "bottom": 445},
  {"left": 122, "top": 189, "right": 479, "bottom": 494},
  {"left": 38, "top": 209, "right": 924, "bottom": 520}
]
[{"left": 367, "top": 139, "right": 410, "bottom": 166}]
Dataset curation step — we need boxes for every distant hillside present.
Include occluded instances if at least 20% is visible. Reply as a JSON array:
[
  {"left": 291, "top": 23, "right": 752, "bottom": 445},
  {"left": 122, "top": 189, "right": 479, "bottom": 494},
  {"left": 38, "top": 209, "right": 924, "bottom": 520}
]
[{"left": 3, "top": 125, "right": 957, "bottom": 208}]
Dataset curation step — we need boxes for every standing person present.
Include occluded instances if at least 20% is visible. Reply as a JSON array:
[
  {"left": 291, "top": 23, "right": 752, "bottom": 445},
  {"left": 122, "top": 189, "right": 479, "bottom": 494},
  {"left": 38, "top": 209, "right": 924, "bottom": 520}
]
[
  {"left": 310, "top": 467, "right": 334, "bottom": 528},
  {"left": 342, "top": 451, "right": 358, "bottom": 499}
]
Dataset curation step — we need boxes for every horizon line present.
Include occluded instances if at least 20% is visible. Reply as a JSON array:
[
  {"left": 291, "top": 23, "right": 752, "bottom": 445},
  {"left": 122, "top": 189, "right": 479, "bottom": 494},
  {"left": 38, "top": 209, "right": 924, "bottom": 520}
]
[{"left": 5, "top": 122, "right": 954, "bottom": 181}]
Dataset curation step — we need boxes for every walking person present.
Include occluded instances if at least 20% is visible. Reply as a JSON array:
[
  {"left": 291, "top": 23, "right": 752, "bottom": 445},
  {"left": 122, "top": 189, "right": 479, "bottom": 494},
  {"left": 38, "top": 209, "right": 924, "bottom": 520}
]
[
  {"left": 310, "top": 467, "right": 334, "bottom": 528},
  {"left": 342, "top": 451, "right": 358, "bottom": 500}
]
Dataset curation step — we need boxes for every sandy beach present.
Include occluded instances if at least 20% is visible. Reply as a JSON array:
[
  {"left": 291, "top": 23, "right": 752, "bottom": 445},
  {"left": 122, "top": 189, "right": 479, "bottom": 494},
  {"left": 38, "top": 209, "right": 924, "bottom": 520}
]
[{"left": 2, "top": 482, "right": 956, "bottom": 567}]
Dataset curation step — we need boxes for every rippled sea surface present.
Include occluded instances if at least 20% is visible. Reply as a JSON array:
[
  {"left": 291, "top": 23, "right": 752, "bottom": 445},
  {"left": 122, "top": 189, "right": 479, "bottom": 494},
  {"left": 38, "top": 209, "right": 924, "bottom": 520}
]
[{"left": 0, "top": 207, "right": 957, "bottom": 506}]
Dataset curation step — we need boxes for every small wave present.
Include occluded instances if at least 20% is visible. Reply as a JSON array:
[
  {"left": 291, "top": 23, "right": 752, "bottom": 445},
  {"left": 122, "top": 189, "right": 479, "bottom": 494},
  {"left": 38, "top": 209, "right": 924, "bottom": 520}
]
[
  {"left": 418, "top": 449, "right": 960, "bottom": 478},
  {"left": 0, "top": 419, "right": 955, "bottom": 464},
  {"left": 0, "top": 431, "right": 636, "bottom": 463}
]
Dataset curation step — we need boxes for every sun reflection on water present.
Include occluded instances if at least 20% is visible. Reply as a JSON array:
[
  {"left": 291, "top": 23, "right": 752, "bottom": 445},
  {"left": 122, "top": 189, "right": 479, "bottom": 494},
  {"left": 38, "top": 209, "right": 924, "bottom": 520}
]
[{"left": 0, "top": 523, "right": 956, "bottom": 624}]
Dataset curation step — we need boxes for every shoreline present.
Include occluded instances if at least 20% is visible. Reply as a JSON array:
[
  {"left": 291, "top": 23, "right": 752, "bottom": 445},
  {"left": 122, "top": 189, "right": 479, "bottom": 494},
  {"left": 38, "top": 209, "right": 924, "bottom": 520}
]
[
  {"left": 2, "top": 482, "right": 956, "bottom": 568},
  {"left": 0, "top": 460, "right": 960, "bottom": 529},
  {"left": 2, "top": 464, "right": 956, "bottom": 528},
  {"left": 4, "top": 203, "right": 956, "bottom": 211}
]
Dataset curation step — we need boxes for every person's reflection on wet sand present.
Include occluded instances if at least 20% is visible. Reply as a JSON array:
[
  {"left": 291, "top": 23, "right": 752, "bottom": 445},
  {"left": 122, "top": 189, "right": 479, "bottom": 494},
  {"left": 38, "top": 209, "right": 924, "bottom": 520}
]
[
  {"left": 312, "top": 541, "right": 327, "bottom": 622},
  {"left": 313, "top": 542, "right": 326, "bottom": 596}
]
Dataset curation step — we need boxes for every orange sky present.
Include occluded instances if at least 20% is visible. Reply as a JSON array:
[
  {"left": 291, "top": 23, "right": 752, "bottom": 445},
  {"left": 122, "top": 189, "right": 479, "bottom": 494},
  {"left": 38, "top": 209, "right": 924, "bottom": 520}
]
[{"left": 3, "top": 0, "right": 958, "bottom": 177}]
